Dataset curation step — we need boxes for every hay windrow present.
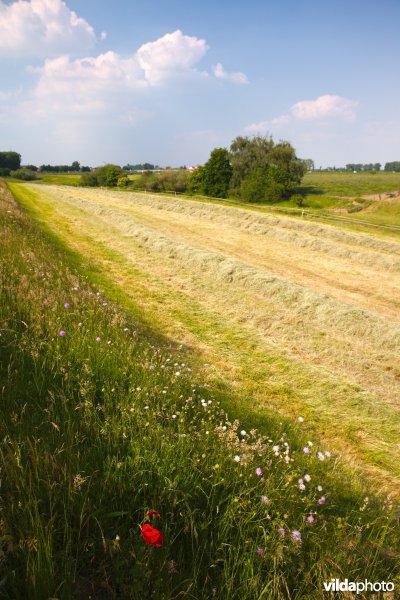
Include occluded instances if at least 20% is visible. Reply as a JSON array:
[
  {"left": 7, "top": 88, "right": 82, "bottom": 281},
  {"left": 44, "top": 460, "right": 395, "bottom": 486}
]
[{"left": 25, "top": 186, "right": 400, "bottom": 408}]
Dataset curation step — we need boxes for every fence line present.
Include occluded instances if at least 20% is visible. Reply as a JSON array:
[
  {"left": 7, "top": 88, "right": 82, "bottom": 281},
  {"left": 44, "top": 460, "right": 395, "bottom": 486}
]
[{"left": 108, "top": 186, "right": 400, "bottom": 234}]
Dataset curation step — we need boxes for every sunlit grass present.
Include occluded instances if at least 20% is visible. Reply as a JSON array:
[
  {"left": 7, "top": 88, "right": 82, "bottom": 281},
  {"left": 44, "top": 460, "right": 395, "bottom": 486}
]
[{"left": 1, "top": 180, "right": 399, "bottom": 598}]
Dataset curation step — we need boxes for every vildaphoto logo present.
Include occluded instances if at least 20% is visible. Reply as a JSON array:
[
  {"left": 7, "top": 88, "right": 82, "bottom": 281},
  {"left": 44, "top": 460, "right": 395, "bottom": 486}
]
[{"left": 323, "top": 579, "right": 395, "bottom": 594}]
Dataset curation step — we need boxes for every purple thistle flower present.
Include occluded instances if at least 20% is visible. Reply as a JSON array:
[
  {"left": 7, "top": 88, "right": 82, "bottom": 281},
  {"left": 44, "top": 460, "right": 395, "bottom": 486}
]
[
  {"left": 303, "top": 447, "right": 310, "bottom": 454},
  {"left": 318, "top": 496, "right": 326, "bottom": 505},
  {"left": 64, "top": 303, "right": 70, "bottom": 309},
  {"left": 255, "top": 467, "right": 263, "bottom": 477},
  {"left": 59, "top": 330, "right": 66, "bottom": 337},
  {"left": 256, "top": 548, "right": 265, "bottom": 556},
  {"left": 278, "top": 527, "right": 286, "bottom": 536},
  {"left": 307, "top": 515, "right": 315, "bottom": 524},
  {"left": 291, "top": 530, "right": 302, "bottom": 542},
  {"left": 96, "top": 337, "right": 101, "bottom": 342}
]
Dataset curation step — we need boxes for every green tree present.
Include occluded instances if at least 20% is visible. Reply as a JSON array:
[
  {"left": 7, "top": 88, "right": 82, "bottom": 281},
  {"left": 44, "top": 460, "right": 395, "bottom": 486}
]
[
  {"left": 96, "top": 164, "right": 123, "bottom": 187},
  {"left": 71, "top": 161, "right": 80, "bottom": 171},
  {"left": 187, "top": 166, "right": 205, "bottom": 195},
  {"left": 0, "top": 151, "right": 21, "bottom": 170},
  {"left": 200, "top": 148, "right": 232, "bottom": 198},
  {"left": 229, "top": 135, "right": 306, "bottom": 202}
]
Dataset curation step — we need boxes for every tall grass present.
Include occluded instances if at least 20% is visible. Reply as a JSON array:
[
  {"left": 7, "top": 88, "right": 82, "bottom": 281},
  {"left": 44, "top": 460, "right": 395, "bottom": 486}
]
[{"left": 1, "top": 180, "right": 399, "bottom": 598}]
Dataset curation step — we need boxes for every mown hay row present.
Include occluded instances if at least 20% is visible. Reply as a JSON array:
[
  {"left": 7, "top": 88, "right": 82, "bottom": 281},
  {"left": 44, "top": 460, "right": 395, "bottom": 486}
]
[
  {"left": 52, "top": 190, "right": 400, "bottom": 355},
  {"left": 61, "top": 187, "right": 400, "bottom": 271}
]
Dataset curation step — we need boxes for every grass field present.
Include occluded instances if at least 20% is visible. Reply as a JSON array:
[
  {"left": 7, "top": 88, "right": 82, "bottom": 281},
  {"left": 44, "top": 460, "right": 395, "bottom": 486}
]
[
  {"left": 2, "top": 179, "right": 400, "bottom": 598},
  {"left": 9, "top": 182, "right": 400, "bottom": 491},
  {"left": 301, "top": 171, "right": 400, "bottom": 198}
]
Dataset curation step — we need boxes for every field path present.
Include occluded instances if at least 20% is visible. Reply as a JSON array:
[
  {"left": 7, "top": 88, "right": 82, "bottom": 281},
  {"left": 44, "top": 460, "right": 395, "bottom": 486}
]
[{"left": 13, "top": 184, "right": 400, "bottom": 494}]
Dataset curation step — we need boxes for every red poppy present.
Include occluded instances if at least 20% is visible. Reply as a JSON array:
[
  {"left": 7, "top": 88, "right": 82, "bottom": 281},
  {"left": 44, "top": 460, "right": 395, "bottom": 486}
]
[
  {"left": 141, "top": 524, "right": 163, "bottom": 547},
  {"left": 146, "top": 510, "right": 161, "bottom": 517}
]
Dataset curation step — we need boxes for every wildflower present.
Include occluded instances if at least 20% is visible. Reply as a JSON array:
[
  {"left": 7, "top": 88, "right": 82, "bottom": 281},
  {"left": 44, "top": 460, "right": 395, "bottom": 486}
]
[
  {"left": 291, "top": 530, "right": 302, "bottom": 542},
  {"left": 256, "top": 548, "right": 265, "bottom": 556},
  {"left": 304, "top": 474, "right": 311, "bottom": 482},
  {"left": 240, "top": 430, "right": 247, "bottom": 436},
  {"left": 78, "top": 322, "right": 82, "bottom": 327},
  {"left": 172, "top": 414, "right": 177, "bottom": 419},
  {"left": 102, "top": 302, "right": 108, "bottom": 306},
  {"left": 255, "top": 467, "right": 263, "bottom": 477},
  {"left": 64, "top": 303, "right": 70, "bottom": 309},
  {"left": 298, "top": 416, "right": 304, "bottom": 422},
  {"left": 318, "top": 496, "right": 326, "bottom": 505},
  {"left": 107, "top": 340, "right": 111, "bottom": 345},
  {"left": 124, "top": 327, "right": 129, "bottom": 332},
  {"left": 96, "top": 337, "right": 101, "bottom": 342},
  {"left": 261, "top": 496, "right": 269, "bottom": 504},
  {"left": 325, "top": 451, "right": 331, "bottom": 458},
  {"left": 59, "top": 330, "right": 66, "bottom": 336},
  {"left": 317, "top": 452, "right": 325, "bottom": 461},
  {"left": 278, "top": 527, "right": 286, "bottom": 536},
  {"left": 317, "top": 485, "right": 323, "bottom": 492},
  {"left": 298, "top": 478, "right": 304, "bottom": 485},
  {"left": 307, "top": 441, "right": 313, "bottom": 446},
  {"left": 233, "top": 455, "right": 241, "bottom": 463},
  {"left": 147, "top": 510, "right": 160, "bottom": 517},
  {"left": 307, "top": 515, "right": 315, "bottom": 523},
  {"left": 299, "top": 483, "right": 306, "bottom": 491},
  {"left": 272, "top": 445, "right": 280, "bottom": 453},
  {"left": 141, "top": 524, "right": 163, "bottom": 547}
]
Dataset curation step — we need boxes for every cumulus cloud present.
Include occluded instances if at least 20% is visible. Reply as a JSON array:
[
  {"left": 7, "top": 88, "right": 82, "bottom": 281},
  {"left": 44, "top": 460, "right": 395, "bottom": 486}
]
[
  {"left": 213, "top": 63, "right": 248, "bottom": 84},
  {"left": 290, "top": 94, "right": 358, "bottom": 121},
  {"left": 0, "top": 0, "right": 97, "bottom": 57},
  {"left": 135, "top": 29, "right": 208, "bottom": 84},
  {"left": 21, "top": 29, "right": 247, "bottom": 120},
  {"left": 246, "top": 94, "right": 358, "bottom": 134}
]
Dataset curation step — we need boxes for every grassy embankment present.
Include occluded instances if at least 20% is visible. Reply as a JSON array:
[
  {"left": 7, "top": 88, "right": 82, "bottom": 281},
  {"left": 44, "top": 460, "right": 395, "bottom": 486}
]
[
  {"left": 8, "top": 183, "right": 400, "bottom": 491},
  {"left": 1, "top": 181, "right": 400, "bottom": 598}
]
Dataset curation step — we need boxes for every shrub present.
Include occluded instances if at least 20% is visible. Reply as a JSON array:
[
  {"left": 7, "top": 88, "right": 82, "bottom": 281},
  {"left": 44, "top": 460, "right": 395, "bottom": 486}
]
[{"left": 10, "top": 168, "right": 38, "bottom": 181}]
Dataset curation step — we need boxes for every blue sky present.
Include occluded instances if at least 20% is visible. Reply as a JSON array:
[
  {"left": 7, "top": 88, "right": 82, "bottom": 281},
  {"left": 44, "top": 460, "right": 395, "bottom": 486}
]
[{"left": 0, "top": 0, "right": 399, "bottom": 167}]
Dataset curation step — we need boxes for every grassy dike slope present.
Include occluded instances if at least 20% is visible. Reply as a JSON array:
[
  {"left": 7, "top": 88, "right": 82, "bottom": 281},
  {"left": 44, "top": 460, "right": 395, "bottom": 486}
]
[
  {"left": 9, "top": 182, "right": 400, "bottom": 496},
  {"left": 0, "top": 182, "right": 399, "bottom": 598}
]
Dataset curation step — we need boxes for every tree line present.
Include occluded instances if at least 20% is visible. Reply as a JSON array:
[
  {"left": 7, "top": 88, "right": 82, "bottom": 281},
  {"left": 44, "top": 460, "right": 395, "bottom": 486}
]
[{"left": 80, "top": 135, "right": 308, "bottom": 203}]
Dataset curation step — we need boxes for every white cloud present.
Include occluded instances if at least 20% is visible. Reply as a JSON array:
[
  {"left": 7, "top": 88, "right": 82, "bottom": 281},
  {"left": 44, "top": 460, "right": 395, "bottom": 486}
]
[
  {"left": 0, "top": 0, "right": 97, "bottom": 57},
  {"left": 135, "top": 29, "right": 208, "bottom": 84},
  {"left": 213, "top": 63, "right": 248, "bottom": 85},
  {"left": 245, "top": 119, "right": 269, "bottom": 133},
  {"left": 290, "top": 94, "right": 358, "bottom": 121},
  {"left": 20, "top": 29, "right": 246, "bottom": 120},
  {"left": 245, "top": 94, "right": 358, "bottom": 135}
]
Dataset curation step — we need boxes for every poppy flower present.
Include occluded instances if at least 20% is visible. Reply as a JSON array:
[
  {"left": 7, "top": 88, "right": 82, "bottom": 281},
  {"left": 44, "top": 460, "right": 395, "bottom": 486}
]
[
  {"left": 147, "top": 511, "right": 161, "bottom": 517},
  {"left": 141, "top": 524, "right": 163, "bottom": 547}
]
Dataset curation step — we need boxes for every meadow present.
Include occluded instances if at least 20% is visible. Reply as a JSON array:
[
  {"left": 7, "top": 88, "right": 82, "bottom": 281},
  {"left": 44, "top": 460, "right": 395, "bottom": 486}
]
[{"left": 1, "top": 178, "right": 400, "bottom": 598}]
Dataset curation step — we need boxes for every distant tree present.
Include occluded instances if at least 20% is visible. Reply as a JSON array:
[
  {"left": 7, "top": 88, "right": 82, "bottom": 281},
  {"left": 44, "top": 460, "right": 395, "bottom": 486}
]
[
  {"left": 303, "top": 159, "right": 315, "bottom": 171},
  {"left": 229, "top": 135, "right": 306, "bottom": 202},
  {"left": 23, "top": 164, "right": 38, "bottom": 171},
  {"left": 79, "top": 164, "right": 123, "bottom": 187},
  {"left": 96, "top": 164, "right": 123, "bottom": 187},
  {"left": 71, "top": 161, "right": 80, "bottom": 171},
  {"left": 123, "top": 163, "right": 156, "bottom": 171},
  {"left": 0, "top": 151, "right": 21, "bottom": 170},
  {"left": 200, "top": 148, "right": 232, "bottom": 198},
  {"left": 80, "top": 166, "right": 91, "bottom": 172},
  {"left": 384, "top": 161, "right": 400, "bottom": 172}
]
